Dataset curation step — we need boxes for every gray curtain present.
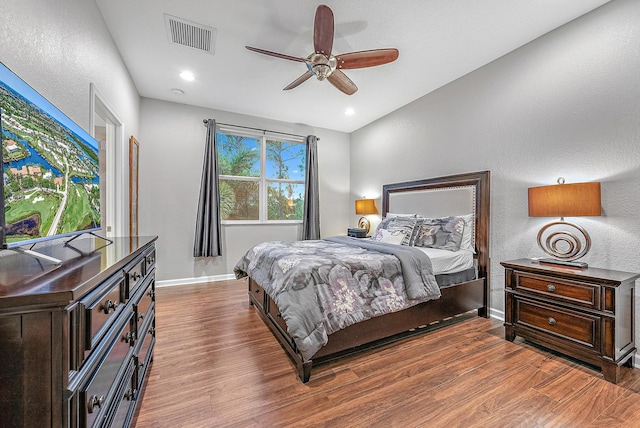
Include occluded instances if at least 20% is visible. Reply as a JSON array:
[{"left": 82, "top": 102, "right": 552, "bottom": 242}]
[
  {"left": 193, "top": 119, "right": 222, "bottom": 257},
  {"left": 302, "top": 135, "right": 320, "bottom": 240}
]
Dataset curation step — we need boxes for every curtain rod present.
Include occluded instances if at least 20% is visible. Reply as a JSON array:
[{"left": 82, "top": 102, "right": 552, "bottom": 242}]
[{"left": 203, "top": 120, "right": 318, "bottom": 141}]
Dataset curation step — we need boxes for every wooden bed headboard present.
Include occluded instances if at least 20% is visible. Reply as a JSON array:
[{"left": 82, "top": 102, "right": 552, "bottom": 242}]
[{"left": 381, "top": 171, "right": 491, "bottom": 309}]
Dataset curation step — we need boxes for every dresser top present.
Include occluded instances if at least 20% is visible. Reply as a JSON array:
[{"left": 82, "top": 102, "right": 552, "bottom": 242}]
[
  {"left": 0, "top": 236, "right": 157, "bottom": 308},
  {"left": 501, "top": 258, "right": 640, "bottom": 285}
]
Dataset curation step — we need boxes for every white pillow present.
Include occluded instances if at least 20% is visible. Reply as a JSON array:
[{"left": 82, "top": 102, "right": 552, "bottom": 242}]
[
  {"left": 372, "top": 228, "right": 406, "bottom": 245},
  {"left": 459, "top": 213, "right": 475, "bottom": 252},
  {"left": 385, "top": 213, "right": 417, "bottom": 218}
]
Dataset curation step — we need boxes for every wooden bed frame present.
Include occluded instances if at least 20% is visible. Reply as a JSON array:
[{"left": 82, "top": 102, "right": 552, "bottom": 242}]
[{"left": 247, "top": 171, "right": 491, "bottom": 382}]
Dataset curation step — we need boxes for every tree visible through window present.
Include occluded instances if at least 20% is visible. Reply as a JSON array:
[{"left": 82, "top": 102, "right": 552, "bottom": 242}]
[{"left": 217, "top": 128, "right": 306, "bottom": 222}]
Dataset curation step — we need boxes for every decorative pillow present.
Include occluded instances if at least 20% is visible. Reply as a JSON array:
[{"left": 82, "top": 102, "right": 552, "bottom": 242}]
[
  {"left": 384, "top": 216, "right": 422, "bottom": 246},
  {"left": 413, "top": 224, "right": 440, "bottom": 247},
  {"left": 414, "top": 216, "right": 466, "bottom": 251},
  {"left": 374, "top": 216, "right": 422, "bottom": 245},
  {"left": 371, "top": 228, "right": 406, "bottom": 245}
]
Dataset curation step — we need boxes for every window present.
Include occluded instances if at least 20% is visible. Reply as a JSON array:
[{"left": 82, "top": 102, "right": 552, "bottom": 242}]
[{"left": 217, "top": 126, "right": 306, "bottom": 223}]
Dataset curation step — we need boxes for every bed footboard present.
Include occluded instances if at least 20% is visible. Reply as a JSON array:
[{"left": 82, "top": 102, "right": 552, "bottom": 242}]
[{"left": 248, "top": 275, "right": 486, "bottom": 383}]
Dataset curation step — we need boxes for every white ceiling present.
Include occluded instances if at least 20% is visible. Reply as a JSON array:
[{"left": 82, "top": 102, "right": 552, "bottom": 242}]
[{"left": 95, "top": 0, "right": 609, "bottom": 133}]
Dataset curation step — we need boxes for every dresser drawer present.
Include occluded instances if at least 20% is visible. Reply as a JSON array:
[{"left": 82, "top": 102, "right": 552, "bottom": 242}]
[
  {"left": 81, "top": 311, "right": 136, "bottom": 427},
  {"left": 145, "top": 248, "right": 156, "bottom": 272},
  {"left": 124, "top": 256, "right": 146, "bottom": 300},
  {"left": 135, "top": 280, "right": 155, "bottom": 331},
  {"left": 515, "top": 297, "right": 599, "bottom": 350},
  {"left": 135, "top": 315, "right": 155, "bottom": 390},
  {"left": 514, "top": 272, "right": 600, "bottom": 309},
  {"left": 81, "top": 272, "right": 126, "bottom": 355},
  {"left": 106, "top": 361, "right": 137, "bottom": 428}
]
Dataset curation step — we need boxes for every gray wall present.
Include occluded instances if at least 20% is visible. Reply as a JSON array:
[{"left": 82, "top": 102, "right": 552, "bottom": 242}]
[
  {"left": 1, "top": 0, "right": 139, "bottom": 149},
  {"left": 351, "top": 0, "right": 640, "bottom": 323},
  {"left": 138, "top": 98, "right": 350, "bottom": 282}
]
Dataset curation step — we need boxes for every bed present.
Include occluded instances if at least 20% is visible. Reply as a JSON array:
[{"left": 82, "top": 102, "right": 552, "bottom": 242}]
[{"left": 234, "top": 170, "right": 490, "bottom": 382}]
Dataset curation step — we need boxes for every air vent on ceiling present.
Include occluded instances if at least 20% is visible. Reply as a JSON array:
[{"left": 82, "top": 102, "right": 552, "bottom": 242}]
[{"left": 164, "top": 14, "right": 217, "bottom": 54}]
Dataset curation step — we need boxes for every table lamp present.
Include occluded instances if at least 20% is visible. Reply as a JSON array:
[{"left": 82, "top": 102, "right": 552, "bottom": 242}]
[
  {"left": 355, "top": 198, "right": 377, "bottom": 234},
  {"left": 528, "top": 178, "right": 601, "bottom": 268}
]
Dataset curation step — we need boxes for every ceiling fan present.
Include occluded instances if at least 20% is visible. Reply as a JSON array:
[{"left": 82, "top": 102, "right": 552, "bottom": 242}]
[{"left": 245, "top": 4, "right": 399, "bottom": 95}]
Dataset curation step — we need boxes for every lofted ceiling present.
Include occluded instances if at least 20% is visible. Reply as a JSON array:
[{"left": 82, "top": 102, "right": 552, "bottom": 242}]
[{"left": 95, "top": 0, "right": 610, "bottom": 133}]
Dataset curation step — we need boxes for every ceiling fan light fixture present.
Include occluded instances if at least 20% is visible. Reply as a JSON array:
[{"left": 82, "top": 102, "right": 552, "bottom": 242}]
[
  {"left": 244, "top": 5, "right": 398, "bottom": 95},
  {"left": 313, "top": 64, "right": 331, "bottom": 80}
]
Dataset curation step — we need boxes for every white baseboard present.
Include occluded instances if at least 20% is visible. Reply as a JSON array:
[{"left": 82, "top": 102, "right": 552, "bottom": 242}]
[
  {"left": 156, "top": 274, "right": 237, "bottom": 288},
  {"left": 490, "top": 307, "right": 505, "bottom": 321}
]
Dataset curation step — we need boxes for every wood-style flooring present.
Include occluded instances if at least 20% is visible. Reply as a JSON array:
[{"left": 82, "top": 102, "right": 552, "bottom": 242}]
[{"left": 134, "top": 279, "right": 640, "bottom": 428}]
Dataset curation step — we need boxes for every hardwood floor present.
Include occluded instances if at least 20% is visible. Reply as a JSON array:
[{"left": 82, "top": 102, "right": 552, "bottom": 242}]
[{"left": 134, "top": 279, "right": 640, "bottom": 428}]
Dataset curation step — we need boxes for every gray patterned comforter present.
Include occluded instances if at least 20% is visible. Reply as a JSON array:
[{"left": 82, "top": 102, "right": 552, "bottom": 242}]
[{"left": 233, "top": 236, "right": 440, "bottom": 360}]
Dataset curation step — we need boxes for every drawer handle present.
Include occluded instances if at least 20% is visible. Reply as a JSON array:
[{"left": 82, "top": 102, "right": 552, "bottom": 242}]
[
  {"left": 123, "top": 331, "right": 137, "bottom": 346},
  {"left": 87, "top": 395, "right": 105, "bottom": 413},
  {"left": 548, "top": 317, "right": 557, "bottom": 326},
  {"left": 101, "top": 299, "right": 119, "bottom": 314},
  {"left": 148, "top": 327, "right": 156, "bottom": 336},
  {"left": 276, "top": 312, "right": 282, "bottom": 318},
  {"left": 254, "top": 288, "right": 260, "bottom": 293},
  {"left": 131, "top": 272, "right": 142, "bottom": 282},
  {"left": 147, "top": 289, "right": 155, "bottom": 299},
  {"left": 147, "top": 257, "right": 155, "bottom": 265},
  {"left": 138, "top": 314, "right": 144, "bottom": 321},
  {"left": 547, "top": 284, "right": 557, "bottom": 292}
]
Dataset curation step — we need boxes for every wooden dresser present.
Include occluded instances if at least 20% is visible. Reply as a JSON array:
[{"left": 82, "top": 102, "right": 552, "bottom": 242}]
[
  {"left": 502, "top": 258, "right": 639, "bottom": 383},
  {"left": 0, "top": 236, "right": 157, "bottom": 427}
]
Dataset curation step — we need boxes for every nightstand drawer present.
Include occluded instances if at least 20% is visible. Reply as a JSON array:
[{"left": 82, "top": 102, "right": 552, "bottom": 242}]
[
  {"left": 514, "top": 272, "right": 599, "bottom": 309},
  {"left": 515, "top": 297, "right": 598, "bottom": 349}
]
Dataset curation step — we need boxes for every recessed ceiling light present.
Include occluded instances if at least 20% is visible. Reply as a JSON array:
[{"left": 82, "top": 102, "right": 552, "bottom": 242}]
[
  {"left": 345, "top": 108, "right": 355, "bottom": 116},
  {"left": 171, "top": 88, "right": 184, "bottom": 95},
  {"left": 179, "top": 71, "right": 195, "bottom": 81}
]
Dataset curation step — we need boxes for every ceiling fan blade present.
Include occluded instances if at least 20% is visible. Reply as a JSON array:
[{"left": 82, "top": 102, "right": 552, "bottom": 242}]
[
  {"left": 336, "top": 48, "right": 399, "bottom": 70},
  {"left": 313, "top": 5, "right": 334, "bottom": 57},
  {"left": 245, "top": 46, "right": 306, "bottom": 63},
  {"left": 327, "top": 70, "right": 358, "bottom": 95},
  {"left": 283, "top": 71, "right": 313, "bottom": 90}
]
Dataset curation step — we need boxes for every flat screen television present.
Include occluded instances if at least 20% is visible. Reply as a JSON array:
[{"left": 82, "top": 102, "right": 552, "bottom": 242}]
[{"left": 1, "top": 61, "right": 101, "bottom": 258}]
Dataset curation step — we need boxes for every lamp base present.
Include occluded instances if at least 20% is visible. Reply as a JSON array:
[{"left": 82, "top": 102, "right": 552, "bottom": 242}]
[
  {"left": 357, "top": 216, "right": 371, "bottom": 234},
  {"left": 538, "top": 258, "right": 588, "bottom": 269}
]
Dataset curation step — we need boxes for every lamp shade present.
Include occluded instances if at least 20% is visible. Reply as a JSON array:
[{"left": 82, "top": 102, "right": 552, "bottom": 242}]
[
  {"left": 528, "top": 182, "right": 601, "bottom": 217},
  {"left": 355, "top": 199, "right": 377, "bottom": 215}
]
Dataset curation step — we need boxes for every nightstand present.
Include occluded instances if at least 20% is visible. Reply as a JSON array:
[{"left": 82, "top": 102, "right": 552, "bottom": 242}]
[{"left": 502, "top": 258, "right": 640, "bottom": 384}]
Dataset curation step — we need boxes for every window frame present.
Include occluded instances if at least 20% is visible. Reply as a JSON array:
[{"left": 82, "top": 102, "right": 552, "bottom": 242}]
[{"left": 217, "top": 125, "right": 306, "bottom": 225}]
